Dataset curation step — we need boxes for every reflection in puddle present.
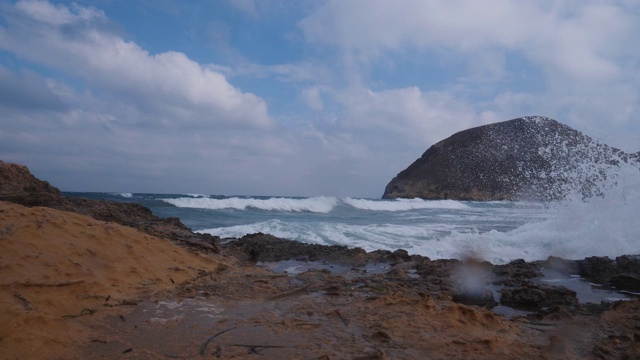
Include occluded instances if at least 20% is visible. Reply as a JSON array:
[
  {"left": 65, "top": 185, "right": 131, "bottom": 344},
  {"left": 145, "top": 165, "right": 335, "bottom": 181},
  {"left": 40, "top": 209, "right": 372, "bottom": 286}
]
[
  {"left": 536, "top": 269, "right": 633, "bottom": 304},
  {"left": 141, "top": 298, "right": 224, "bottom": 324},
  {"left": 257, "top": 259, "right": 390, "bottom": 277}
]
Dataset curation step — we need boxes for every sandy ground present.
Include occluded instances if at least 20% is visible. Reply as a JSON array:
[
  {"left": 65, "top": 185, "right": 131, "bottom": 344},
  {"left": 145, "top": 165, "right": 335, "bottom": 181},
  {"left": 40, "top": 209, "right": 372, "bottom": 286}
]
[
  {"left": 1, "top": 200, "right": 639, "bottom": 359},
  {"left": 0, "top": 201, "right": 225, "bottom": 359}
]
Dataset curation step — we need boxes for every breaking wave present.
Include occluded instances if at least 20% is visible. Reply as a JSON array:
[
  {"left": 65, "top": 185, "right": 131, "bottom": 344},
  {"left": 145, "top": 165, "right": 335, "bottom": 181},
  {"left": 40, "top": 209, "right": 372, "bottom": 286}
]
[
  {"left": 162, "top": 196, "right": 470, "bottom": 213},
  {"left": 343, "top": 197, "right": 469, "bottom": 211},
  {"left": 162, "top": 196, "right": 339, "bottom": 213},
  {"left": 437, "top": 164, "right": 640, "bottom": 263}
]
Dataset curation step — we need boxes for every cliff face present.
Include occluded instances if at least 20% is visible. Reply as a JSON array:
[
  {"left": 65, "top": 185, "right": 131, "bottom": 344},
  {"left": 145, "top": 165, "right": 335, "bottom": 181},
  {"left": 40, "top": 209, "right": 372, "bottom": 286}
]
[{"left": 383, "top": 116, "right": 637, "bottom": 201}]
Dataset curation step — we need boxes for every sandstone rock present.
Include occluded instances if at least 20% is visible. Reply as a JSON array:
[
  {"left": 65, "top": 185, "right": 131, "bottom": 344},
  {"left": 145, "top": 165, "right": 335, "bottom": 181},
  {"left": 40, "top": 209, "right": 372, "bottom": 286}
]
[{"left": 383, "top": 116, "right": 637, "bottom": 201}]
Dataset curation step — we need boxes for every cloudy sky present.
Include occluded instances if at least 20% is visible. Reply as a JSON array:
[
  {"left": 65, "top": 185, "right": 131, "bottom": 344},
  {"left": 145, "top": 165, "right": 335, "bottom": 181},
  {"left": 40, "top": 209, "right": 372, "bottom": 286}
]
[{"left": 1, "top": 0, "right": 639, "bottom": 197}]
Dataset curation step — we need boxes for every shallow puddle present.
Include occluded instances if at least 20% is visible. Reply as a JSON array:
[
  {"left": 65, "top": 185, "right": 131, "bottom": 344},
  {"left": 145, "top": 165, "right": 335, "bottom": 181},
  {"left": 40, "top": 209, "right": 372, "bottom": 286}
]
[
  {"left": 257, "top": 259, "right": 390, "bottom": 277},
  {"left": 535, "top": 268, "right": 634, "bottom": 304}
]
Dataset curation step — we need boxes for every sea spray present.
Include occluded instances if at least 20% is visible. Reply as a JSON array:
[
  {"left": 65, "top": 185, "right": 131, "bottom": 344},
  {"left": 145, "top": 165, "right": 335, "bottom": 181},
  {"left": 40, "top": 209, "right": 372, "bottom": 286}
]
[{"left": 440, "top": 162, "right": 640, "bottom": 264}]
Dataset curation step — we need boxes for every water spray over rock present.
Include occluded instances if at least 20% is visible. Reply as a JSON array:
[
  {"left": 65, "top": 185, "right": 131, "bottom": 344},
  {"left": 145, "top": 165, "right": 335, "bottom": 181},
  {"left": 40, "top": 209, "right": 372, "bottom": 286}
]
[{"left": 383, "top": 116, "right": 639, "bottom": 201}]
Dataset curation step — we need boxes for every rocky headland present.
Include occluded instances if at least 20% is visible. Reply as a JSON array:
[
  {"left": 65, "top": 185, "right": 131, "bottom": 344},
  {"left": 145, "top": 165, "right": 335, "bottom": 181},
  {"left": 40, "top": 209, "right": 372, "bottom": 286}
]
[
  {"left": 0, "top": 160, "right": 218, "bottom": 253},
  {"left": 383, "top": 116, "right": 639, "bottom": 201},
  {"left": 1, "top": 160, "right": 640, "bottom": 359}
]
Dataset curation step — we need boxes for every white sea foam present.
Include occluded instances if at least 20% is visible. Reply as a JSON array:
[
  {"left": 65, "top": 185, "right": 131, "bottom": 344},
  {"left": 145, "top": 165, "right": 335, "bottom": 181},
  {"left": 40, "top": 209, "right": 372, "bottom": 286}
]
[
  {"left": 201, "top": 219, "right": 459, "bottom": 248},
  {"left": 428, "top": 165, "right": 640, "bottom": 264},
  {"left": 119, "top": 193, "right": 133, "bottom": 198},
  {"left": 186, "top": 152, "right": 640, "bottom": 265},
  {"left": 165, "top": 196, "right": 469, "bottom": 213},
  {"left": 200, "top": 164, "right": 640, "bottom": 264},
  {"left": 343, "top": 197, "right": 469, "bottom": 211},
  {"left": 163, "top": 196, "right": 339, "bottom": 213}
]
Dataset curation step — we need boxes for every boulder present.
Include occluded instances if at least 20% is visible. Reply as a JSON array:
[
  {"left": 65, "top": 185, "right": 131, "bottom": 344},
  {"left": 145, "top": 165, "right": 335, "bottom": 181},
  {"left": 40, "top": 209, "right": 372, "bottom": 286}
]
[{"left": 383, "top": 116, "right": 637, "bottom": 201}]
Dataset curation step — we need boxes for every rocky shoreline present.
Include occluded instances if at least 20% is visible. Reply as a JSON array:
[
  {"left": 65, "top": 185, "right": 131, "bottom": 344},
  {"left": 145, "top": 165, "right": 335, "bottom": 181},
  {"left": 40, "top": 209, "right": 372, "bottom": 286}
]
[{"left": 2, "top": 160, "right": 640, "bottom": 359}]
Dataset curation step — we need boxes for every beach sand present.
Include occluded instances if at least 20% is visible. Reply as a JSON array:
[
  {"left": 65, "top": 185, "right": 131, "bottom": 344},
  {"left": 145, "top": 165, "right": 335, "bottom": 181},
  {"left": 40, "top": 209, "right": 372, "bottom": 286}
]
[{"left": 1, "top": 200, "right": 639, "bottom": 359}]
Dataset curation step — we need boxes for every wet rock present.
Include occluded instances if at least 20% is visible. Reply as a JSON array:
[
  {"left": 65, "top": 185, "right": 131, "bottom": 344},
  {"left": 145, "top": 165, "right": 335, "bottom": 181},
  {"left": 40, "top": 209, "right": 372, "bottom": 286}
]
[
  {"left": 225, "top": 233, "right": 369, "bottom": 265},
  {"left": 452, "top": 289, "right": 498, "bottom": 308},
  {"left": 500, "top": 283, "right": 577, "bottom": 311},
  {"left": 577, "top": 256, "right": 617, "bottom": 285},
  {"left": 542, "top": 256, "right": 579, "bottom": 275},
  {"left": 609, "top": 274, "right": 640, "bottom": 292},
  {"left": 615, "top": 255, "right": 640, "bottom": 275},
  {"left": 493, "top": 259, "right": 542, "bottom": 287}
]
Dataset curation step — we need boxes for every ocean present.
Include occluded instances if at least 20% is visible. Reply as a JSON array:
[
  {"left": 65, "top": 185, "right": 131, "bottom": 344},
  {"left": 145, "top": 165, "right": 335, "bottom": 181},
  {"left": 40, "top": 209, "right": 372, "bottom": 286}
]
[{"left": 64, "top": 168, "right": 639, "bottom": 265}]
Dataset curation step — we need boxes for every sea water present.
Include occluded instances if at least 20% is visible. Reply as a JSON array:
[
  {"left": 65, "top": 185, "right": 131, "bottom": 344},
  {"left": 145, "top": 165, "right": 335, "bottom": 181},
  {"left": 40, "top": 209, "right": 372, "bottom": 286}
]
[{"left": 64, "top": 165, "right": 640, "bottom": 265}]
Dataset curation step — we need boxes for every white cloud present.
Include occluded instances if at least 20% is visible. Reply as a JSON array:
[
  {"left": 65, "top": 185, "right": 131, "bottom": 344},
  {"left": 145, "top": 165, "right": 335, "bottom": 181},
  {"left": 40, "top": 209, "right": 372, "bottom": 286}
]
[
  {"left": 15, "top": 0, "right": 106, "bottom": 26},
  {"left": 229, "top": 0, "right": 259, "bottom": 18},
  {"left": 337, "top": 86, "right": 477, "bottom": 145},
  {"left": 300, "top": 0, "right": 640, "bottom": 82},
  {"left": 0, "top": 0, "right": 270, "bottom": 128},
  {"left": 0, "top": 65, "right": 66, "bottom": 111},
  {"left": 299, "top": 0, "right": 640, "bottom": 150},
  {"left": 301, "top": 87, "right": 324, "bottom": 110}
]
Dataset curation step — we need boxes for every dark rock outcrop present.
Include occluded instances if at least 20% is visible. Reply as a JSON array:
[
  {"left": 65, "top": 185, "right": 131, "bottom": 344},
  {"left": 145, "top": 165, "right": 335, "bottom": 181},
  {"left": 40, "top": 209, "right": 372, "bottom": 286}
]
[
  {"left": 0, "top": 160, "right": 218, "bottom": 253},
  {"left": 383, "top": 116, "right": 638, "bottom": 201},
  {"left": 576, "top": 255, "right": 640, "bottom": 292},
  {"left": 0, "top": 160, "right": 61, "bottom": 205},
  {"left": 500, "top": 283, "right": 578, "bottom": 310}
]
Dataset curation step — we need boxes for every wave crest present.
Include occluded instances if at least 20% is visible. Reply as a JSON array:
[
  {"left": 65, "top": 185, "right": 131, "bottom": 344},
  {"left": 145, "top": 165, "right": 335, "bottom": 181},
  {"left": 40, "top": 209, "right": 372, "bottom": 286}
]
[
  {"left": 343, "top": 198, "right": 469, "bottom": 211},
  {"left": 162, "top": 196, "right": 338, "bottom": 213}
]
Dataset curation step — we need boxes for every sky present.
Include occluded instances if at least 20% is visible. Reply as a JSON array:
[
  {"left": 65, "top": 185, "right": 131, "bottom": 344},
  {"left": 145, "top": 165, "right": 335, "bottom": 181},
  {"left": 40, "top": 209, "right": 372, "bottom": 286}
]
[{"left": 0, "top": 0, "right": 639, "bottom": 197}]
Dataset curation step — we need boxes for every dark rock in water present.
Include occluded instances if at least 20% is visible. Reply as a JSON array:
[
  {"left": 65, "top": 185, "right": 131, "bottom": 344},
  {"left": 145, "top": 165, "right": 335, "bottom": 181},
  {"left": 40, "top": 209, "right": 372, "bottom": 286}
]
[
  {"left": 574, "top": 255, "right": 640, "bottom": 292},
  {"left": 609, "top": 274, "right": 640, "bottom": 292},
  {"left": 615, "top": 255, "right": 640, "bottom": 275},
  {"left": 492, "top": 258, "right": 542, "bottom": 287},
  {"left": 500, "top": 283, "right": 578, "bottom": 310},
  {"left": 452, "top": 289, "right": 498, "bottom": 308},
  {"left": 0, "top": 160, "right": 219, "bottom": 253},
  {"left": 576, "top": 256, "right": 618, "bottom": 286},
  {"left": 542, "top": 256, "right": 579, "bottom": 275},
  {"left": 225, "top": 232, "right": 369, "bottom": 264},
  {"left": 383, "top": 116, "right": 638, "bottom": 201}
]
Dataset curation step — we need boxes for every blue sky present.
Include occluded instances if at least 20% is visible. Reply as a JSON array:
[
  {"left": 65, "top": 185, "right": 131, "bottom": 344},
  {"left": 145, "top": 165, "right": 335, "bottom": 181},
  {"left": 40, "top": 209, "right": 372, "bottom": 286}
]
[{"left": 1, "top": 0, "right": 639, "bottom": 197}]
